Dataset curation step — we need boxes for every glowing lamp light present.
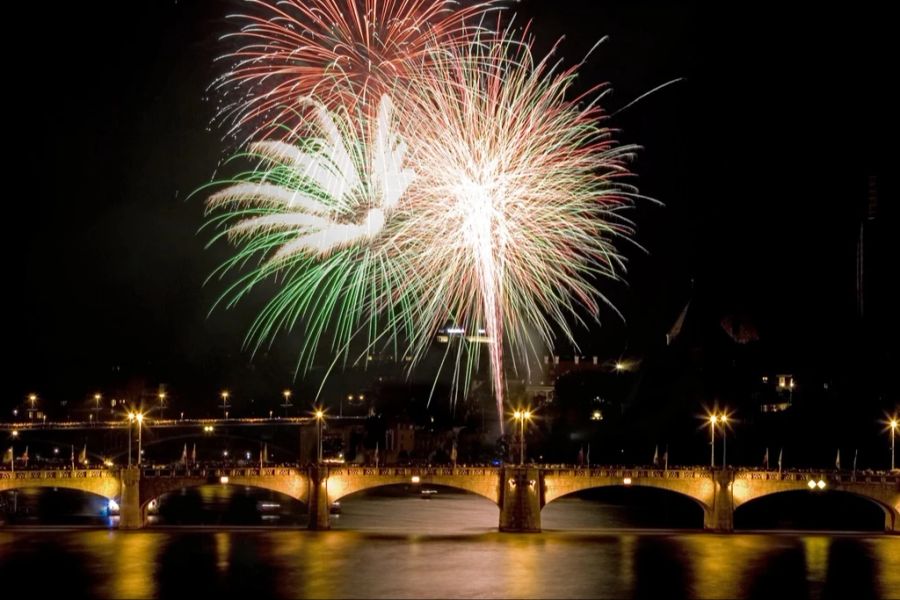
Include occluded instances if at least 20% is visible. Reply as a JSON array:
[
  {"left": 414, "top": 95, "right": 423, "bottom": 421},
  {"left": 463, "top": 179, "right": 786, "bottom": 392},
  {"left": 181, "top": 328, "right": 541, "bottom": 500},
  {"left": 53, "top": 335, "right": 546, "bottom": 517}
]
[
  {"left": 220, "top": 476, "right": 230, "bottom": 485},
  {"left": 808, "top": 479, "right": 817, "bottom": 489},
  {"left": 817, "top": 480, "right": 826, "bottom": 490},
  {"left": 623, "top": 477, "right": 632, "bottom": 486},
  {"left": 411, "top": 476, "right": 420, "bottom": 484}
]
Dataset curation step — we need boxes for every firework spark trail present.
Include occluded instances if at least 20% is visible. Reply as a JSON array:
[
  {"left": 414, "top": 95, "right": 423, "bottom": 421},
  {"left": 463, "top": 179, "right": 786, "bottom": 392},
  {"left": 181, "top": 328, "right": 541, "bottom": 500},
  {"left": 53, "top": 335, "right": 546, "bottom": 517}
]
[
  {"left": 203, "top": 94, "right": 419, "bottom": 376},
  {"left": 215, "top": 0, "right": 498, "bottom": 140},
  {"left": 392, "top": 27, "right": 640, "bottom": 425}
]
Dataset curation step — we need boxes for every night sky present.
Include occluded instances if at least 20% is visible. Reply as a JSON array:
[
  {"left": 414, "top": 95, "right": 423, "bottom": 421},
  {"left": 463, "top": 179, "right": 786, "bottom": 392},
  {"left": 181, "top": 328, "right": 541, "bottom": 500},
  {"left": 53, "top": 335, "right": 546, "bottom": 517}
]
[{"left": 6, "top": 2, "right": 895, "bottom": 432}]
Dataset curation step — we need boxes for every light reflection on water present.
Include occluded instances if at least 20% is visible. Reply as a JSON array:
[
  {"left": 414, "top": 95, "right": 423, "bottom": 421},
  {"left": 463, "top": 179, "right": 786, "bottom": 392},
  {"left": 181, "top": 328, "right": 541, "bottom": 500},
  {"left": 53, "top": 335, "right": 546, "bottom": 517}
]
[{"left": 1, "top": 494, "right": 898, "bottom": 598}]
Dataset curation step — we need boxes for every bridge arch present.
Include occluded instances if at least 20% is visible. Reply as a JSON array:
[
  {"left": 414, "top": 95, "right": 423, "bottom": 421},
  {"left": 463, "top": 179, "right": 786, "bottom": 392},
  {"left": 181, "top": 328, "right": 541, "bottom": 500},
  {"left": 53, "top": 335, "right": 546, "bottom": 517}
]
[
  {"left": 542, "top": 484, "right": 708, "bottom": 527},
  {"left": 138, "top": 468, "right": 310, "bottom": 512},
  {"left": 322, "top": 468, "right": 501, "bottom": 505},
  {"left": 735, "top": 488, "right": 898, "bottom": 531},
  {"left": 0, "top": 470, "right": 120, "bottom": 500},
  {"left": 541, "top": 469, "right": 714, "bottom": 513},
  {"left": 731, "top": 473, "right": 900, "bottom": 532}
]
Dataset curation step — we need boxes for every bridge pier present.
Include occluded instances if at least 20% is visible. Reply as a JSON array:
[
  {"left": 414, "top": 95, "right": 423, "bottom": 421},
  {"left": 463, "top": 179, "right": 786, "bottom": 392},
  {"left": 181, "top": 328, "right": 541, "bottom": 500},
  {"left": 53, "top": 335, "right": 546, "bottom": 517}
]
[
  {"left": 884, "top": 507, "right": 899, "bottom": 533},
  {"left": 499, "top": 467, "right": 542, "bottom": 533},
  {"left": 119, "top": 467, "right": 144, "bottom": 530},
  {"left": 703, "top": 469, "right": 734, "bottom": 532},
  {"left": 307, "top": 465, "right": 331, "bottom": 530}
]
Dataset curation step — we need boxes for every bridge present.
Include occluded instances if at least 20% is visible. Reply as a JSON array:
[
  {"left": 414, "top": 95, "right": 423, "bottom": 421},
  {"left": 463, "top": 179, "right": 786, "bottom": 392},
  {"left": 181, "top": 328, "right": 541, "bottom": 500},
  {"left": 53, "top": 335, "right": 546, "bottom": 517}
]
[{"left": 1, "top": 465, "right": 897, "bottom": 533}]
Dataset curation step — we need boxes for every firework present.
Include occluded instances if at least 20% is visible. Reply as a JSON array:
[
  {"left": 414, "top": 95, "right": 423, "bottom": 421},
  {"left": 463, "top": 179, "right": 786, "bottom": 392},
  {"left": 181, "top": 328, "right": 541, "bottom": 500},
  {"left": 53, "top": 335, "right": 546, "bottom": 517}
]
[
  {"left": 215, "top": 0, "right": 498, "bottom": 139},
  {"left": 392, "top": 28, "right": 639, "bottom": 422},
  {"left": 203, "top": 94, "right": 419, "bottom": 378},
  {"left": 205, "top": 13, "right": 641, "bottom": 429}
]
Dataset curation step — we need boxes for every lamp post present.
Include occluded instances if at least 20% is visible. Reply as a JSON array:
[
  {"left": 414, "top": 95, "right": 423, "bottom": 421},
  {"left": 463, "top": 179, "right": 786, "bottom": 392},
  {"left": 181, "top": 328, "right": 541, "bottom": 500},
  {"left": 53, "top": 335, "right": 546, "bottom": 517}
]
[
  {"left": 136, "top": 413, "right": 144, "bottom": 467},
  {"left": 891, "top": 419, "right": 897, "bottom": 471},
  {"left": 709, "top": 415, "right": 718, "bottom": 468},
  {"left": 28, "top": 394, "right": 37, "bottom": 420},
  {"left": 94, "top": 393, "right": 101, "bottom": 421},
  {"left": 314, "top": 409, "right": 325, "bottom": 463},
  {"left": 721, "top": 414, "right": 728, "bottom": 468},
  {"left": 127, "top": 412, "right": 135, "bottom": 467},
  {"left": 281, "top": 390, "right": 293, "bottom": 417},
  {"left": 513, "top": 410, "right": 531, "bottom": 466},
  {"left": 220, "top": 391, "right": 230, "bottom": 420},
  {"left": 158, "top": 392, "right": 166, "bottom": 420}
]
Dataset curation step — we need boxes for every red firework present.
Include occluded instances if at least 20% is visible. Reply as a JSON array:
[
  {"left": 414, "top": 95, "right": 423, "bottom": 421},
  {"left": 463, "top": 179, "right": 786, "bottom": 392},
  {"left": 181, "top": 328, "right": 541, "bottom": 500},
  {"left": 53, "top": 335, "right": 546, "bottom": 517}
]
[{"left": 216, "top": 0, "right": 498, "bottom": 139}]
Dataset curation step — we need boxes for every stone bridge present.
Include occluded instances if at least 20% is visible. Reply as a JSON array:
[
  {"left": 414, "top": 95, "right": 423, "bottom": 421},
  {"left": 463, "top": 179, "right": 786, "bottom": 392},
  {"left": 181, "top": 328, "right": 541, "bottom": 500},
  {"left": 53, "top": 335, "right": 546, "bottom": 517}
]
[
  {"left": 541, "top": 467, "right": 900, "bottom": 532},
  {"left": 1, "top": 466, "right": 897, "bottom": 533},
  {"left": 0, "top": 468, "right": 121, "bottom": 500}
]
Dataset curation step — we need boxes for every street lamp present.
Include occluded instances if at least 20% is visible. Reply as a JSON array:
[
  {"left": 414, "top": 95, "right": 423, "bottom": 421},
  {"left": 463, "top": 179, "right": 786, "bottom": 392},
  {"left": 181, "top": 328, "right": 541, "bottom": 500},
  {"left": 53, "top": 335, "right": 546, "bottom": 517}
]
[
  {"left": 158, "top": 392, "right": 166, "bottom": 420},
  {"left": 28, "top": 394, "right": 37, "bottom": 420},
  {"left": 220, "top": 391, "right": 230, "bottom": 420},
  {"left": 720, "top": 414, "right": 729, "bottom": 468},
  {"left": 281, "top": 390, "right": 293, "bottom": 417},
  {"left": 890, "top": 418, "right": 898, "bottom": 471},
  {"left": 94, "top": 393, "right": 102, "bottom": 420},
  {"left": 316, "top": 410, "right": 325, "bottom": 462},
  {"left": 513, "top": 409, "right": 532, "bottom": 466},
  {"left": 709, "top": 415, "right": 718, "bottom": 468},
  {"left": 127, "top": 412, "right": 135, "bottom": 467},
  {"left": 135, "top": 412, "right": 144, "bottom": 467}
]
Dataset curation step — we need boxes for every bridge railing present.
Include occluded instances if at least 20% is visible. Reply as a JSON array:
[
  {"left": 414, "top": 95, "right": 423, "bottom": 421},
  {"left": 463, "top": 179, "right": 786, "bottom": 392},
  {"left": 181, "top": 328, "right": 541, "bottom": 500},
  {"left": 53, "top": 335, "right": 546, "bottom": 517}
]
[
  {"left": 0, "top": 469, "right": 115, "bottom": 481},
  {"left": 832, "top": 473, "right": 899, "bottom": 485},
  {"left": 738, "top": 470, "right": 899, "bottom": 484},
  {"left": 141, "top": 466, "right": 301, "bottom": 478},
  {"left": 541, "top": 467, "right": 712, "bottom": 479},
  {"left": 333, "top": 466, "right": 498, "bottom": 477}
]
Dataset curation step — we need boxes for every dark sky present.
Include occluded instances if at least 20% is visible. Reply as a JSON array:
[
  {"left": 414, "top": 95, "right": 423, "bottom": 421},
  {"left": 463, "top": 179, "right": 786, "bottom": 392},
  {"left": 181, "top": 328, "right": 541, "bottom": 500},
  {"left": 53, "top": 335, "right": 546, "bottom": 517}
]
[{"left": 6, "top": 1, "right": 894, "bottom": 413}]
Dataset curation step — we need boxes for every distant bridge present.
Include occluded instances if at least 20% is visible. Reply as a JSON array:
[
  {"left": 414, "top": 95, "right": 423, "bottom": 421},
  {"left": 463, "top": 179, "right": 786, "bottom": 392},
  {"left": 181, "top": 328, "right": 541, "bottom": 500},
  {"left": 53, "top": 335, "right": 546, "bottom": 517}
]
[
  {"left": 0, "top": 416, "right": 365, "bottom": 431},
  {"left": 1, "top": 465, "right": 897, "bottom": 533}
]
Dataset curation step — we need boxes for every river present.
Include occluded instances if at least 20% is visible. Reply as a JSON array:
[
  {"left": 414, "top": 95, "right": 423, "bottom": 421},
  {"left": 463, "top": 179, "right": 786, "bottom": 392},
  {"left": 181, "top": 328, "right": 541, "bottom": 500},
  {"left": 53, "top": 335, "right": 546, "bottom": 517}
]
[{"left": 1, "top": 487, "right": 898, "bottom": 598}]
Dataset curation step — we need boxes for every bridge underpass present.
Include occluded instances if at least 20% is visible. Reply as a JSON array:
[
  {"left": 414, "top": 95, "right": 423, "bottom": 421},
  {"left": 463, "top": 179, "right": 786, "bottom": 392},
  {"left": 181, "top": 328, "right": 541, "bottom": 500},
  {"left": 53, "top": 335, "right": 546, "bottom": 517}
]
[
  {"left": 148, "top": 484, "right": 308, "bottom": 526},
  {"left": 0, "top": 487, "right": 112, "bottom": 525},
  {"left": 734, "top": 490, "right": 892, "bottom": 531},
  {"left": 541, "top": 486, "right": 706, "bottom": 529}
]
